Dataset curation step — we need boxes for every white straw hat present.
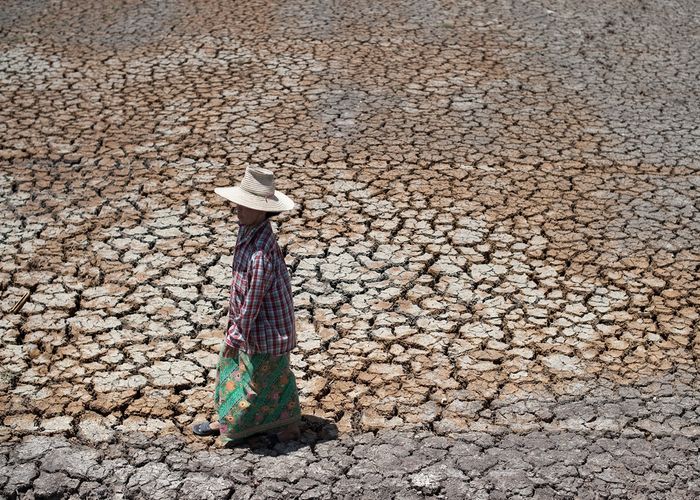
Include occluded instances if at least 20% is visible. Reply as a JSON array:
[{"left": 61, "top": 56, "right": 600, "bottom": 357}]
[{"left": 214, "top": 166, "right": 295, "bottom": 212}]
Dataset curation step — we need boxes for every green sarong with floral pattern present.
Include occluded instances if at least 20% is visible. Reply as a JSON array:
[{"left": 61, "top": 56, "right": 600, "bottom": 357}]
[{"left": 214, "top": 342, "right": 302, "bottom": 444}]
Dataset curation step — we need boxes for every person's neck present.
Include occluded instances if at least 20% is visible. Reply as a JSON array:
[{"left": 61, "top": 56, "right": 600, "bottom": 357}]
[{"left": 239, "top": 217, "right": 267, "bottom": 229}]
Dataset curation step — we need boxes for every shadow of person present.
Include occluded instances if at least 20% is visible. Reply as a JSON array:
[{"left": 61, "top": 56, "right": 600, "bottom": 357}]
[{"left": 224, "top": 414, "right": 339, "bottom": 455}]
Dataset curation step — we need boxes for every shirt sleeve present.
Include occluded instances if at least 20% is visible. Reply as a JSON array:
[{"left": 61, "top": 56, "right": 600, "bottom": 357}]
[{"left": 226, "top": 250, "right": 271, "bottom": 347}]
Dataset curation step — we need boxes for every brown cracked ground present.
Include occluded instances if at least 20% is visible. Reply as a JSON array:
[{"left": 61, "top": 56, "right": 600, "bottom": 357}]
[{"left": 0, "top": 0, "right": 699, "bottom": 498}]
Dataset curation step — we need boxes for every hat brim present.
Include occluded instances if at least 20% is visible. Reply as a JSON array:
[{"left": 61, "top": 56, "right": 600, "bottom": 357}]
[{"left": 214, "top": 186, "right": 295, "bottom": 212}]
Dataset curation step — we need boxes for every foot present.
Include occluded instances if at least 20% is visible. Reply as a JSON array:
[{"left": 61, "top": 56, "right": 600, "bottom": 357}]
[
  {"left": 275, "top": 423, "right": 300, "bottom": 442},
  {"left": 192, "top": 421, "right": 220, "bottom": 436}
]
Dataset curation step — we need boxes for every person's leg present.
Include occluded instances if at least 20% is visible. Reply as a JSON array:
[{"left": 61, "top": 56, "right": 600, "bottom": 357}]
[
  {"left": 193, "top": 341, "right": 238, "bottom": 437},
  {"left": 192, "top": 421, "right": 219, "bottom": 436},
  {"left": 275, "top": 422, "right": 301, "bottom": 442},
  {"left": 262, "top": 352, "right": 303, "bottom": 442},
  {"left": 214, "top": 351, "right": 303, "bottom": 444},
  {"left": 217, "top": 349, "right": 268, "bottom": 446}
]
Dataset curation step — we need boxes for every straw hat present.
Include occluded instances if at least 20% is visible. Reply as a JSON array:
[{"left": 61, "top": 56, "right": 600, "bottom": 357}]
[{"left": 214, "top": 166, "right": 295, "bottom": 212}]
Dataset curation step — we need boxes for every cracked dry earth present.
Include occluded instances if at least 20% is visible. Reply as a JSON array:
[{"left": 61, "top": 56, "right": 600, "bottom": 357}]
[{"left": 1, "top": 0, "right": 699, "bottom": 498}]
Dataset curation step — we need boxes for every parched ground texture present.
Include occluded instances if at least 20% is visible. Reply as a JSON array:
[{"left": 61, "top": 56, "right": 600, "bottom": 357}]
[{"left": 1, "top": 0, "right": 699, "bottom": 498}]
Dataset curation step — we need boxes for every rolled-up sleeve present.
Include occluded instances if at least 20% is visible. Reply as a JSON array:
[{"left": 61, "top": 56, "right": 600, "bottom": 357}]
[{"left": 226, "top": 251, "right": 271, "bottom": 347}]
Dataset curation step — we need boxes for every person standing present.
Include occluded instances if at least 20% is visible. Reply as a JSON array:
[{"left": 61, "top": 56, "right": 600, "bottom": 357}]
[{"left": 193, "top": 166, "right": 301, "bottom": 445}]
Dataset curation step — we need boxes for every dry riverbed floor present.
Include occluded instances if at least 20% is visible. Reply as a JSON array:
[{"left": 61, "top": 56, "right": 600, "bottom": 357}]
[{"left": 1, "top": 0, "right": 699, "bottom": 498}]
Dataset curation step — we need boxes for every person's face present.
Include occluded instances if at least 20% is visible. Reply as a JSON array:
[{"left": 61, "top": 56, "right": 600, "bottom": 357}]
[{"left": 236, "top": 204, "right": 266, "bottom": 225}]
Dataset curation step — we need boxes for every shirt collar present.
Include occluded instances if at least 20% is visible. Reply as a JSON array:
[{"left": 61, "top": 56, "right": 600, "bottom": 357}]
[{"left": 236, "top": 218, "right": 270, "bottom": 246}]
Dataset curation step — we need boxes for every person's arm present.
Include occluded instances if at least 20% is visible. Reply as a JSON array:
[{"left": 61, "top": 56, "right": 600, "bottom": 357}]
[{"left": 225, "top": 250, "right": 272, "bottom": 347}]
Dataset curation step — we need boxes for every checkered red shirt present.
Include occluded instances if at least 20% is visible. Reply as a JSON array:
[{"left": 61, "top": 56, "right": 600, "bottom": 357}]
[{"left": 225, "top": 218, "right": 296, "bottom": 355}]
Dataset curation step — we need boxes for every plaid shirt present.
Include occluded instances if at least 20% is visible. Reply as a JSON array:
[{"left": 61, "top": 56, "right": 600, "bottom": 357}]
[{"left": 225, "top": 218, "right": 296, "bottom": 355}]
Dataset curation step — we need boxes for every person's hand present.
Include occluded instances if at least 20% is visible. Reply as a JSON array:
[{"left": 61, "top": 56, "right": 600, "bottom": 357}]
[{"left": 222, "top": 343, "right": 239, "bottom": 359}]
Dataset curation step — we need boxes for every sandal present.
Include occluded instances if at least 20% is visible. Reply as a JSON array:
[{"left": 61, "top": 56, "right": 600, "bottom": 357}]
[
  {"left": 192, "top": 421, "right": 220, "bottom": 436},
  {"left": 273, "top": 423, "right": 301, "bottom": 442}
]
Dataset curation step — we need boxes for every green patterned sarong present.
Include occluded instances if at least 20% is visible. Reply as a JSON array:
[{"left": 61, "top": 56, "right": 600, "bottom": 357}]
[{"left": 214, "top": 342, "right": 302, "bottom": 444}]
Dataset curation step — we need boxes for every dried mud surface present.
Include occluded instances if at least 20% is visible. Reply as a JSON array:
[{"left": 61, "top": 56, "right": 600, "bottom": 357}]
[{"left": 1, "top": 0, "right": 699, "bottom": 498}]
